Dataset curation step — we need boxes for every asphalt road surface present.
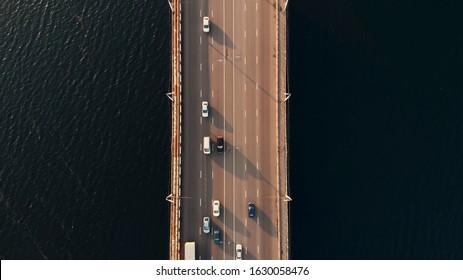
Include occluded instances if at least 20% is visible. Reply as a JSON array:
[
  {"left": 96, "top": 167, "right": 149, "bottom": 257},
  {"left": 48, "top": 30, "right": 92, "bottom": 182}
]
[{"left": 181, "top": 0, "right": 279, "bottom": 260}]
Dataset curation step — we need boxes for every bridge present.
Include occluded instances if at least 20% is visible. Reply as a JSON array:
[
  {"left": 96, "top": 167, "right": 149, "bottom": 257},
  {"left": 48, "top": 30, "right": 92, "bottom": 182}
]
[{"left": 168, "top": 0, "right": 290, "bottom": 260}]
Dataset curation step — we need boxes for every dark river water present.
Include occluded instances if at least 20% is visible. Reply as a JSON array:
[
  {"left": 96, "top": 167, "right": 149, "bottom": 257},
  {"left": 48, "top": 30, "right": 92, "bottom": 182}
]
[
  {"left": 289, "top": 0, "right": 463, "bottom": 259},
  {"left": 1, "top": 0, "right": 462, "bottom": 259}
]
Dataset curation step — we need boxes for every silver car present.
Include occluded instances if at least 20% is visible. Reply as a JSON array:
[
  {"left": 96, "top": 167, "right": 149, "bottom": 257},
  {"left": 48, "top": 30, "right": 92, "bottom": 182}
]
[
  {"left": 202, "top": 101, "right": 209, "bottom": 118},
  {"left": 203, "top": 217, "right": 210, "bottom": 233}
]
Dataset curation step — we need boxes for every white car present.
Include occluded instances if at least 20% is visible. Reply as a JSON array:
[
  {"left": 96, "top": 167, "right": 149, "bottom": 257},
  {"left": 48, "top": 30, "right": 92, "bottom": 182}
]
[
  {"left": 203, "top": 16, "right": 210, "bottom": 33},
  {"left": 235, "top": 244, "right": 243, "bottom": 260},
  {"left": 203, "top": 217, "right": 210, "bottom": 234},
  {"left": 202, "top": 101, "right": 209, "bottom": 118},
  {"left": 212, "top": 200, "right": 220, "bottom": 217}
]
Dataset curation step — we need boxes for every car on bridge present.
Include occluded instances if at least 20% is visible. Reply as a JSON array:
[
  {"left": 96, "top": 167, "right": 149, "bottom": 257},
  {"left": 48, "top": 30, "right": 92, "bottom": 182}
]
[
  {"left": 213, "top": 228, "right": 222, "bottom": 244},
  {"left": 213, "top": 200, "right": 220, "bottom": 217},
  {"left": 248, "top": 202, "right": 255, "bottom": 218},
  {"left": 202, "top": 101, "right": 209, "bottom": 118},
  {"left": 236, "top": 244, "right": 243, "bottom": 260},
  {"left": 203, "top": 16, "right": 210, "bottom": 33},
  {"left": 217, "top": 136, "right": 224, "bottom": 153},
  {"left": 203, "top": 217, "right": 210, "bottom": 234}
]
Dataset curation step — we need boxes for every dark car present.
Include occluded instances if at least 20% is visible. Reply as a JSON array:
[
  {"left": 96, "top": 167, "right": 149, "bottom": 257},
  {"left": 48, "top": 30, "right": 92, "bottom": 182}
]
[
  {"left": 213, "top": 228, "right": 222, "bottom": 244},
  {"left": 217, "top": 136, "right": 224, "bottom": 153},
  {"left": 248, "top": 202, "right": 255, "bottom": 217}
]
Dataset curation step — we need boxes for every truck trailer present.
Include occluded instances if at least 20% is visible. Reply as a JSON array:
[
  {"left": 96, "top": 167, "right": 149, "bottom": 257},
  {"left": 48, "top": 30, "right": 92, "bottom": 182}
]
[{"left": 184, "top": 242, "right": 195, "bottom": 260}]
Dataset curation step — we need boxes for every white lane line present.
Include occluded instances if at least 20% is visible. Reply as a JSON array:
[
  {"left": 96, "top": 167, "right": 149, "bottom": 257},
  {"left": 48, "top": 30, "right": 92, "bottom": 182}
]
[
  {"left": 199, "top": 227, "right": 201, "bottom": 235},
  {"left": 244, "top": 3, "right": 246, "bottom": 12},
  {"left": 222, "top": 0, "right": 227, "bottom": 260},
  {"left": 212, "top": 63, "right": 214, "bottom": 71},
  {"left": 200, "top": 63, "right": 202, "bottom": 71},
  {"left": 212, "top": 89, "right": 214, "bottom": 98},
  {"left": 212, "top": 37, "right": 214, "bottom": 45},
  {"left": 257, "top": 217, "right": 260, "bottom": 226},
  {"left": 245, "top": 189, "right": 247, "bottom": 198},
  {"left": 256, "top": 82, "right": 258, "bottom": 90},
  {"left": 212, "top": 116, "right": 214, "bottom": 125},
  {"left": 200, "top": 170, "right": 202, "bottom": 179},
  {"left": 200, "top": 198, "right": 202, "bottom": 206},
  {"left": 244, "top": 30, "right": 246, "bottom": 38},
  {"left": 245, "top": 110, "right": 246, "bottom": 118},
  {"left": 245, "top": 218, "right": 247, "bottom": 226},
  {"left": 244, "top": 57, "right": 247, "bottom": 65},
  {"left": 200, "top": 116, "right": 202, "bottom": 125},
  {"left": 244, "top": 83, "right": 246, "bottom": 91},
  {"left": 245, "top": 136, "right": 247, "bottom": 144},
  {"left": 257, "top": 189, "right": 259, "bottom": 197},
  {"left": 257, "top": 245, "right": 260, "bottom": 254},
  {"left": 256, "top": 2, "right": 258, "bottom": 11},
  {"left": 212, "top": 10, "right": 214, "bottom": 18},
  {"left": 212, "top": 171, "right": 214, "bottom": 179},
  {"left": 200, "top": 89, "right": 203, "bottom": 97},
  {"left": 256, "top": 56, "right": 258, "bottom": 64},
  {"left": 257, "top": 161, "right": 259, "bottom": 170},
  {"left": 256, "top": 135, "right": 258, "bottom": 143},
  {"left": 200, "top": 10, "right": 202, "bottom": 17},
  {"left": 256, "top": 109, "right": 258, "bottom": 117},
  {"left": 245, "top": 162, "right": 247, "bottom": 171},
  {"left": 256, "top": 29, "right": 258, "bottom": 37},
  {"left": 200, "top": 143, "right": 202, "bottom": 152},
  {"left": 232, "top": 0, "right": 237, "bottom": 251},
  {"left": 200, "top": 36, "right": 202, "bottom": 44}
]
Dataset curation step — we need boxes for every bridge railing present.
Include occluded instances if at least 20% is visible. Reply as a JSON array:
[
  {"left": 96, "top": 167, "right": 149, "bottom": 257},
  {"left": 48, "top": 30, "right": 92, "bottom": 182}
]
[
  {"left": 168, "top": 0, "right": 182, "bottom": 260},
  {"left": 276, "top": 0, "right": 291, "bottom": 260}
]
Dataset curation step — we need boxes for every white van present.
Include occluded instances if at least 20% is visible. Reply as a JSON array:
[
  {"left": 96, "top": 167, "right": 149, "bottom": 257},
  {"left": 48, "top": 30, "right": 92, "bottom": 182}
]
[{"left": 203, "top": 136, "right": 211, "bottom": 154}]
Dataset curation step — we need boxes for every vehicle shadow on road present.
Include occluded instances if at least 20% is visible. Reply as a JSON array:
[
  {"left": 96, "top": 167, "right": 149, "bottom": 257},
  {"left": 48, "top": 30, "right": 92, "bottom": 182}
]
[
  {"left": 255, "top": 204, "right": 278, "bottom": 238},
  {"left": 212, "top": 144, "right": 275, "bottom": 191},
  {"left": 208, "top": 21, "right": 235, "bottom": 50},
  {"left": 210, "top": 109, "right": 233, "bottom": 133},
  {"left": 233, "top": 63, "right": 278, "bottom": 103},
  {"left": 221, "top": 206, "right": 251, "bottom": 236}
]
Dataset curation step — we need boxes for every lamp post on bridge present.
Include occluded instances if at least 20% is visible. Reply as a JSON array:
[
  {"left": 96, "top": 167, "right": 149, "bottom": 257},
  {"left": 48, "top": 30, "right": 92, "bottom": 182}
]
[
  {"left": 284, "top": 92, "right": 291, "bottom": 102},
  {"left": 166, "top": 194, "right": 192, "bottom": 203},
  {"left": 283, "top": 0, "right": 289, "bottom": 12},
  {"left": 166, "top": 92, "right": 174, "bottom": 102}
]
